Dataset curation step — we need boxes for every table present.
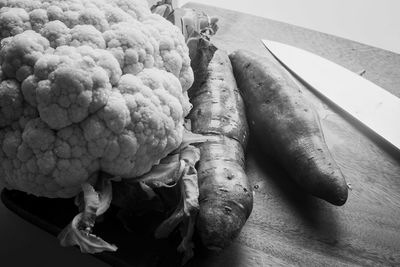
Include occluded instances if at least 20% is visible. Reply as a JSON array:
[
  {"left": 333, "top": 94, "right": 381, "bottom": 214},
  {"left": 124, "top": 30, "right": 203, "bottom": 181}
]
[{"left": 1, "top": 3, "right": 400, "bottom": 267}]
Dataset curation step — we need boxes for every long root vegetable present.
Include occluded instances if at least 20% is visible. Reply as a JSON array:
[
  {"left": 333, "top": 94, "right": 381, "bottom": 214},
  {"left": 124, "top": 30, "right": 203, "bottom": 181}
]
[
  {"left": 187, "top": 40, "right": 253, "bottom": 250},
  {"left": 229, "top": 49, "right": 348, "bottom": 206},
  {"left": 151, "top": 0, "right": 252, "bottom": 251}
]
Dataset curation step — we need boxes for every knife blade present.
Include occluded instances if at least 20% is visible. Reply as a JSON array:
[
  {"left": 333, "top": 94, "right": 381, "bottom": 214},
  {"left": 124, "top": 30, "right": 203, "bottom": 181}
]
[{"left": 262, "top": 39, "right": 400, "bottom": 150}]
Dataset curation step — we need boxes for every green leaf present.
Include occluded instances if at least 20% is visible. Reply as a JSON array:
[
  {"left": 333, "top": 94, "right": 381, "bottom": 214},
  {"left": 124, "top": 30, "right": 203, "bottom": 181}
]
[
  {"left": 154, "top": 145, "right": 201, "bottom": 264},
  {"left": 58, "top": 213, "right": 117, "bottom": 253},
  {"left": 58, "top": 179, "right": 116, "bottom": 253}
]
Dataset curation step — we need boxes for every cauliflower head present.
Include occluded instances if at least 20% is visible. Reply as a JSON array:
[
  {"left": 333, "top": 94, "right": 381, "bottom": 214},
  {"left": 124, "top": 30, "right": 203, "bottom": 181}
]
[{"left": 0, "top": 0, "right": 194, "bottom": 198}]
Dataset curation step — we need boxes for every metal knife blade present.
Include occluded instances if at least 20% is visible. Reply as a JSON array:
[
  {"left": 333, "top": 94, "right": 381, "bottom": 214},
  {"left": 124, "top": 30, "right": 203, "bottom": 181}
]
[{"left": 262, "top": 39, "right": 400, "bottom": 150}]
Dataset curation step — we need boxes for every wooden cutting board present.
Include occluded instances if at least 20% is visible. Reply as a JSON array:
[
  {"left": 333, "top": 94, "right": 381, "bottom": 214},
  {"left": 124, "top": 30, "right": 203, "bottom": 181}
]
[
  {"left": 188, "top": 3, "right": 400, "bottom": 266},
  {"left": 3, "top": 3, "right": 400, "bottom": 267}
]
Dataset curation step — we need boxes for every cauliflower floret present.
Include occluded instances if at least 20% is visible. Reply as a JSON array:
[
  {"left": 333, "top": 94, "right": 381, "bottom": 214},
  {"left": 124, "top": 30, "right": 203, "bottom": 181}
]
[
  {"left": 29, "top": 8, "right": 48, "bottom": 32},
  {"left": 0, "top": 0, "right": 193, "bottom": 89},
  {"left": 70, "top": 25, "right": 106, "bottom": 49},
  {"left": 0, "top": 79, "right": 23, "bottom": 127},
  {"left": 103, "top": 21, "right": 157, "bottom": 75},
  {"left": 0, "top": 0, "right": 194, "bottom": 198},
  {"left": 0, "top": 30, "right": 51, "bottom": 81},
  {"left": 96, "top": 70, "right": 188, "bottom": 177},
  {"left": 0, "top": 8, "right": 31, "bottom": 38},
  {"left": 0, "top": 118, "right": 99, "bottom": 198},
  {"left": 144, "top": 14, "right": 194, "bottom": 90},
  {"left": 40, "top": 20, "right": 71, "bottom": 47}
]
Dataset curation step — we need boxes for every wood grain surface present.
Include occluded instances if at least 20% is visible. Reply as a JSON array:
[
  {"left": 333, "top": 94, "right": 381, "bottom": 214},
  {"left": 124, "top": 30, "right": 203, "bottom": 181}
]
[{"left": 183, "top": 3, "right": 400, "bottom": 267}]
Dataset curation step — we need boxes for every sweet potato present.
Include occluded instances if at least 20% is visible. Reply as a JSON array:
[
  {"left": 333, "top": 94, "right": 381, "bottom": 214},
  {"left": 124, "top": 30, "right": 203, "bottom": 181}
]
[
  {"left": 187, "top": 40, "right": 253, "bottom": 250},
  {"left": 229, "top": 49, "right": 348, "bottom": 206}
]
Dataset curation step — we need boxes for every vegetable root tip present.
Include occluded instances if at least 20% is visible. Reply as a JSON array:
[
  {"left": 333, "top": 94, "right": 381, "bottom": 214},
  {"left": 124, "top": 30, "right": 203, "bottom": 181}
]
[
  {"left": 328, "top": 193, "right": 348, "bottom": 206},
  {"left": 196, "top": 200, "right": 248, "bottom": 250},
  {"left": 314, "top": 179, "right": 348, "bottom": 206}
]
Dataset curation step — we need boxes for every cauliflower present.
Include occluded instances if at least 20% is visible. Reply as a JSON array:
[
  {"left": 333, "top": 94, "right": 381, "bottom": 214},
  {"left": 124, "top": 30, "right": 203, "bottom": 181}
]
[
  {"left": 0, "top": 0, "right": 206, "bottom": 258},
  {"left": 0, "top": 0, "right": 194, "bottom": 198}
]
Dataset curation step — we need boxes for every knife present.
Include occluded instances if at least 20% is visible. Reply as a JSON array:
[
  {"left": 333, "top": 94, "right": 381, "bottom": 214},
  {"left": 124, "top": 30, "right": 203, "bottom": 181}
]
[{"left": 261, "top": 39, "right": 400, "bottom": 150}]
